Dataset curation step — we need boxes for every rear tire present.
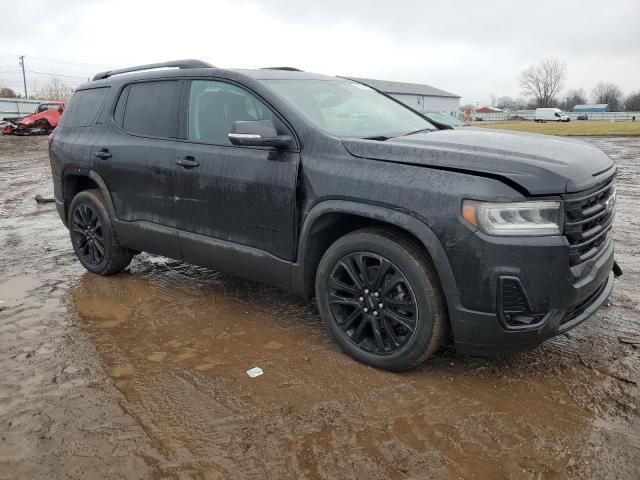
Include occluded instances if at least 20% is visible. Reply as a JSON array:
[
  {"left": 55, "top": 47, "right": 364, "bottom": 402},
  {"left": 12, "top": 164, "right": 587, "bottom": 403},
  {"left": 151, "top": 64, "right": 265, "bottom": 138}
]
[
  {"left": 68, "top": 189, "right": 133, "bottom": 275},
  {"left": 315, "top": 229, "right": 447, "bottom": 371}
]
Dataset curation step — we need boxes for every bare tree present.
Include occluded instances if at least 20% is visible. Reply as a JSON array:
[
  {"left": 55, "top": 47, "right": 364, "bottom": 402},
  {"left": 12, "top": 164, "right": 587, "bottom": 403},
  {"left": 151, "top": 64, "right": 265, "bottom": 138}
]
[
  {"left": 519, "top": 58, "right": 567, "bottom": 108},
  {"left": 591, "top": 82, "right": 623, "bottom": 111},
  {"left": 495, "top": 96, "right": 513, "bottom": 110},
  {"left": 496, "top": 96, "right": 528, "bottom": 111},
  {"left": 0, "top": 86, "right": 18, "bottom": 98},
  {"left": 563, "top": 88, "right": 587, "bottom": 111},
  {"left": 32, "top": 78, "right": 75, "bottom": 102},
  {"left": 624, "top": 91, "right": 640, "bottom": 111}
]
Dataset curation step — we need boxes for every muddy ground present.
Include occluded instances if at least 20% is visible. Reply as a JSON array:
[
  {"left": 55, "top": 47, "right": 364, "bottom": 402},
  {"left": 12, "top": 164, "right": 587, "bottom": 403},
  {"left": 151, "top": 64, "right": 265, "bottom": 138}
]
[{"left": 0, "top": 135, "right": 639, "bottom": 480}]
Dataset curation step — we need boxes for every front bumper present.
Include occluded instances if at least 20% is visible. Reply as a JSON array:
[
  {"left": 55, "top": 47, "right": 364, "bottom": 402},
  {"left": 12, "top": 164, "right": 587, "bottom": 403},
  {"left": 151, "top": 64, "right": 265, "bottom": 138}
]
[{"left": 445, "top": 229, "right": 616, "bottom": 355}]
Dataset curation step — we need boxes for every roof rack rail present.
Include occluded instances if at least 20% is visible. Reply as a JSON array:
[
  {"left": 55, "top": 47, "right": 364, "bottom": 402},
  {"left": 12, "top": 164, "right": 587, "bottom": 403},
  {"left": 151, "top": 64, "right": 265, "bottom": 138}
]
[
  {"left": 92, "top": 59, "right": 214, "bottom": 81},
  {"left": 261, "top": 66, "right": 304, "bottom": 72}
]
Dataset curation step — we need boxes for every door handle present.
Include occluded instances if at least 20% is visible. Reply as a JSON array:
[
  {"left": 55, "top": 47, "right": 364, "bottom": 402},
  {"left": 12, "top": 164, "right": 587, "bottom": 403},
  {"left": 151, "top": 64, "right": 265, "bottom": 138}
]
[
  {"left": 176, "top": 156, "right": 199, "bottom": 168},
  {"left": 94, "top": 149, "right": 112, "bottom": 159}
]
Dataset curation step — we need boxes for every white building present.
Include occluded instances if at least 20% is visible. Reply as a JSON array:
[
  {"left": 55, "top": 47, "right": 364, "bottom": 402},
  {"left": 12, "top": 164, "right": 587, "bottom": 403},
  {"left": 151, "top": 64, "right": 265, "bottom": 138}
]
[{"left": 343, "top": 77, "right": 460, "bottom": 116}]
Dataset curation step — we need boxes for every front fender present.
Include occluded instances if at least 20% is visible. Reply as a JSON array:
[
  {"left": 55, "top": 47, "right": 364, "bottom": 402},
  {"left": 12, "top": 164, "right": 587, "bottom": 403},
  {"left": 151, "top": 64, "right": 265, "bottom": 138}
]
[{"left": 291, "top": 200, "right": 462, "bottom": 323}]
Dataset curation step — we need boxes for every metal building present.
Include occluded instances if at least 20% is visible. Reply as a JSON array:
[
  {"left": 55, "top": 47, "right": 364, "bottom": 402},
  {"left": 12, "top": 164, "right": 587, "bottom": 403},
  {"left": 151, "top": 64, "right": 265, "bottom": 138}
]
[
  {"left": 573, "top": 104, "right": 609, "bottom": 112},
  {"left": 343, "top": 77, "right": 461, "bottom": 116}
]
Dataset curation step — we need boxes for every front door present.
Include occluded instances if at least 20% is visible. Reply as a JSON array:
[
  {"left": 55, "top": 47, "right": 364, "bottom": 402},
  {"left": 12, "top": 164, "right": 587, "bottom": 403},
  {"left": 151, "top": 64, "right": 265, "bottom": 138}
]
[{"left": 173, "top": 79, "right": 299, "bottom": 261}]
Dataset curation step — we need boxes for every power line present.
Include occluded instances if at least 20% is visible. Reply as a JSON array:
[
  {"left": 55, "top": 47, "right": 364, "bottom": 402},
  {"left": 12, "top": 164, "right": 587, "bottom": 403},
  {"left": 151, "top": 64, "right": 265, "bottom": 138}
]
[
  {"left": 0, "top": 54, "right": 109, "bottom": 68},
  {"left": 28, "top": 70, "right": 89, "bottom": 80},
  {"left": 21, "top": 55, "right": 112, "bottom": 69}
]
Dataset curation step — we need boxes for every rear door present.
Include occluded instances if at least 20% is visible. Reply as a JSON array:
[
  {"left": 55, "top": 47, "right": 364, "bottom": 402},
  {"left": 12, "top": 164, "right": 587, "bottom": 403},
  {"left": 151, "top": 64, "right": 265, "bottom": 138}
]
[
  {"left": 98, "top": 80, "right": 180, "bottom": 225},
  {"left": 173, "top": 79, "right": 300, "bottom": 260},
  {"left": 91, "top": 79, "right": 182, "bottom": 257}
]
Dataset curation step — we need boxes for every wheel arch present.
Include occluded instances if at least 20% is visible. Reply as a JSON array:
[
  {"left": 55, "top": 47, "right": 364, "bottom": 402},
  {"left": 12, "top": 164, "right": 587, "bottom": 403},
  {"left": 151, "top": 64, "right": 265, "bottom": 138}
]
[
  {"left": 61, "top": 169, "right": 116, "bottom": 224},
  {"left": 292, "top": 201, "right": 461, "bottom": 316}
]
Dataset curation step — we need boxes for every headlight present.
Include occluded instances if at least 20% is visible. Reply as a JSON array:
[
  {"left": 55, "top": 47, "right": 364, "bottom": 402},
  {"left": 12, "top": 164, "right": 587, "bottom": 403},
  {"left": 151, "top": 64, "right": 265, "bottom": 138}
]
[{"left": 462, "top": 200, "right": 562, "bottom": 236}]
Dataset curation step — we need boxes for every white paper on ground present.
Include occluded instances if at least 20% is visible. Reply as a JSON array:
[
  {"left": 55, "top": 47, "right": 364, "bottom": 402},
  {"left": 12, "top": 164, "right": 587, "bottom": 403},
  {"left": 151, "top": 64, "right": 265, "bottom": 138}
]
[{"left": 246, "top": 367, "right": 263, "bottom": 378}]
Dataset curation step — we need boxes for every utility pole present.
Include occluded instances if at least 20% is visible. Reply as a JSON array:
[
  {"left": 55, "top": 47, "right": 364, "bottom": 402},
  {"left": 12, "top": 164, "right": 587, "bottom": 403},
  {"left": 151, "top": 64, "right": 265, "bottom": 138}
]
[{"left": 19, "top": 56, "right": 27, "bottom": 99}]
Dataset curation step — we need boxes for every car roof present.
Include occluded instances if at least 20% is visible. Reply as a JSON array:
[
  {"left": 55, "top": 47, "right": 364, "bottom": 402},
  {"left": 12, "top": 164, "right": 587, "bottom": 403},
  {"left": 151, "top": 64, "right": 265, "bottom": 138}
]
[
  {"left": 232, "top": 68, "right": 339, "bottom": 81},
  {"left": 80, "top": 66, "right": 344, "bottom": 90}
]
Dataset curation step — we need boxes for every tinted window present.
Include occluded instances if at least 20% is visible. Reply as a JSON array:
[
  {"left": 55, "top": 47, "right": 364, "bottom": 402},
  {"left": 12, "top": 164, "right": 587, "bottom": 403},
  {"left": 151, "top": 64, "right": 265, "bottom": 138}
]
[
  {"left": 121, "top": 81, "right": 179, "bottom": 138},
  {"left": 61, "top": 87, "right": 109, "bottom": 127},
  {"left": 188, "top": 80, "right": 272, "bottom": 145}
]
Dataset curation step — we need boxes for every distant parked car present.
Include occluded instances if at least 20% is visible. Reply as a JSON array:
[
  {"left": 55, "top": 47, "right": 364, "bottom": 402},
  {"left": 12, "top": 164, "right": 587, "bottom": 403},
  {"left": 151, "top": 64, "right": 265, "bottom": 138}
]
[
  {"left": 422, "top": 111, "right": 469, "bottom": 129},
  {"left": 577, "top": 114, "right": 589, "bottom": 121},
  {"left": 2, "top": 101, "right": 66, "bottom": 135},
  {"left": 535, "top": 108, "right": 570, "bottom": 123}
]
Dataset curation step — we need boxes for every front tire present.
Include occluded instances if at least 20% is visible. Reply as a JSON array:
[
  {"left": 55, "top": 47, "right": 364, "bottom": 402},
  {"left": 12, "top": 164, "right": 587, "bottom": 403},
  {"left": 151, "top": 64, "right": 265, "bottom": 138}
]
[
  {"left": 315, "top": 229, "right": 447, "bottom": 371},
  {"left": 68, "top": 189, "right": 133, "bottom": 275}
]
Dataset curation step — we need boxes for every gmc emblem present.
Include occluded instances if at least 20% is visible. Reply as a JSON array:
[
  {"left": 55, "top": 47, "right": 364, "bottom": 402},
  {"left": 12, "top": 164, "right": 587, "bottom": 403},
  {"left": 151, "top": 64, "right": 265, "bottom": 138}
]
[{"left": 605, "top": 192, "right": 616, "bottom": 213}]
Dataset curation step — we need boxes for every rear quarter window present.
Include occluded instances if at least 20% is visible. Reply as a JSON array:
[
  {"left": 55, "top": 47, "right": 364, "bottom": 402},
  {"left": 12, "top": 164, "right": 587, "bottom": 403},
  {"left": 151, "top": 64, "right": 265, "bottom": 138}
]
[
  {"left": 61, "top": 87, "right": 110, "bottom": 127},
  {"left": 117, "top": 81, "right": 180, "bottom": 138}
]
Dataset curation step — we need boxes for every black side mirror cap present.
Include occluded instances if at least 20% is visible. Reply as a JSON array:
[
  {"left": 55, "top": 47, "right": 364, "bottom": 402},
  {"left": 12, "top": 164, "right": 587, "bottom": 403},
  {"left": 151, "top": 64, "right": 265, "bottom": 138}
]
[{"left": 228, "top": 120, "right": 293, "bottom": 149}]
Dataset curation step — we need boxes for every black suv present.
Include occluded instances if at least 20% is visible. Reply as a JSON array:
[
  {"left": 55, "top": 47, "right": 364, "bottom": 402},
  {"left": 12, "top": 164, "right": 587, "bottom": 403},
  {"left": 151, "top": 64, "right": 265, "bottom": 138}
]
[{"left": 49, "top": 60, "right": 620, "bottom": 371}]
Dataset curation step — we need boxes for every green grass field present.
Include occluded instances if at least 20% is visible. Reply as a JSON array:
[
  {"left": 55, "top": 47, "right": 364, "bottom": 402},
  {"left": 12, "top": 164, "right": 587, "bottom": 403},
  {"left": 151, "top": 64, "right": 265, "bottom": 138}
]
[{"left": 474, "top": 121, "right": 640, "bottom": 136}]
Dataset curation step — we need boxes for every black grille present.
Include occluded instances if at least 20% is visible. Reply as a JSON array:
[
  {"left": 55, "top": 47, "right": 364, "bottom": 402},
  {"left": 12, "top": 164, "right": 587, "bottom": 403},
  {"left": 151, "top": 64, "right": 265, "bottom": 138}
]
[{"left": 564, "top": 176, "right": 615, "bottom": 266}]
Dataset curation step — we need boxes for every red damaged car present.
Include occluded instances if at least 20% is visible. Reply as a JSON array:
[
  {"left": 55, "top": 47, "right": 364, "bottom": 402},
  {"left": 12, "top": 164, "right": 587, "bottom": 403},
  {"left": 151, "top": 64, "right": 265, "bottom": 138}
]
[{"left": 2, "top": 102, "right": 65, "bottom": 135}]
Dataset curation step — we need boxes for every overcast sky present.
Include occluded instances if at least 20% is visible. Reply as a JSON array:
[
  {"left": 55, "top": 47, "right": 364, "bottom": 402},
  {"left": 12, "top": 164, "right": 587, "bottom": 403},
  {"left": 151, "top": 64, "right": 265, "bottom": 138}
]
[{"left": 1, "top": 0, "right": 639, "bottom": 105}]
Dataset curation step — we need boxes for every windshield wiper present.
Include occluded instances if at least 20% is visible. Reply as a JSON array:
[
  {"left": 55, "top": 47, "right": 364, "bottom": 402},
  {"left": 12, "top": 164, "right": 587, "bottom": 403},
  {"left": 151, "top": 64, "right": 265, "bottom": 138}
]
[{"left": 399, "top": 127, "right": 435, "bottom": 137}]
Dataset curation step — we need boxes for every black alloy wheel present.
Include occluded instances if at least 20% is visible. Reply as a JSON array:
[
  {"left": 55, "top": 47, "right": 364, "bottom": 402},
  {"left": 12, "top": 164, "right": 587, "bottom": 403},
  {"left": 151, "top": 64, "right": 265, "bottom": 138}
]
[
  {"left": 71, "top": 203, "right": 105, "bottom": 266},
  {"left": 328, "top": 252, "right": 418, "bottom": 355},
  {"left": 316, "top": 228, "right": 448, "bottom": 371},
  {"left": 68, "top": 189, "right": 133, "bottom": 275}
]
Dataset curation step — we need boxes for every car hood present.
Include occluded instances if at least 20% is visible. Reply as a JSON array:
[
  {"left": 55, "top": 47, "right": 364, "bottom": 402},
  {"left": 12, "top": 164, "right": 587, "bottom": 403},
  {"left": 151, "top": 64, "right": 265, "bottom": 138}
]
[{"left": 342, "top": 128, "right": 615, "bottom": 195}]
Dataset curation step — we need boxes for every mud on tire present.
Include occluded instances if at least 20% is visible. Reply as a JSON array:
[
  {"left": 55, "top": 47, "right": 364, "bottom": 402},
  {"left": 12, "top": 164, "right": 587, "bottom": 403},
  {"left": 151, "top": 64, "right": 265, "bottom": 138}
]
[
  {"left": 315, "top": 228, "right": 448, "bottom": 371},
  {"left": 68, "top": 189, "right": 133, "bottom": 275}
]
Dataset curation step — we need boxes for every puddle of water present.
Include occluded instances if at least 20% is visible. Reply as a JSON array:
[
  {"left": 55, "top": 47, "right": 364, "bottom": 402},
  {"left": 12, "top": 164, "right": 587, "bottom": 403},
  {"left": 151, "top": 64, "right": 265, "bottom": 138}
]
[{"left": 69, "top": 265, "right": 602, "bottom": 479}]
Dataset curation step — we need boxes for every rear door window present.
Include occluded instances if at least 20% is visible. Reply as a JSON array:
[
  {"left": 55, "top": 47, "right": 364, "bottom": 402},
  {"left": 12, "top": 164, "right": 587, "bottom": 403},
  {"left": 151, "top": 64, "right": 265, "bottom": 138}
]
[
  {"left": 61, "top": 87, "right": 110, "bottom": 127},
  {"left": 118, "top": 81, "right": 180, "bottom": 138},
  {"left": 188, "top": 80, "right": 272, "bottom": 145}
]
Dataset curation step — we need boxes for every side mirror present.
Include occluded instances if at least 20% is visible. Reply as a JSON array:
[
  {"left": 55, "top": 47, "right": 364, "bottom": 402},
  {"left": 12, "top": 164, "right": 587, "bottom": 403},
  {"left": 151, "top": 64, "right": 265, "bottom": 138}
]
[{"left": 228, "top": 120, "right": 293, "bottom": 149}]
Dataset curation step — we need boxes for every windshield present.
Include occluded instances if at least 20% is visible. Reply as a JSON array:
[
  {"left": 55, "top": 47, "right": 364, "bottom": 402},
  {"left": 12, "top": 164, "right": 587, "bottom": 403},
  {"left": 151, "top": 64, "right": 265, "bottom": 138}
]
[
  {"left": 37, "top": 103, "right": 62, "bottom": 113},
  {"left": 425, "top": 111, "right": 467, "bottom": 127},
  {"left": 261, "top": 79, "right": 436, "bottom": 138}
]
